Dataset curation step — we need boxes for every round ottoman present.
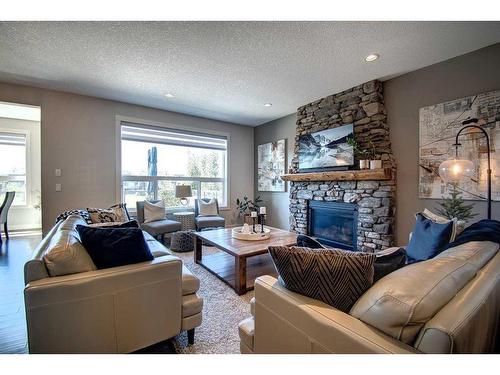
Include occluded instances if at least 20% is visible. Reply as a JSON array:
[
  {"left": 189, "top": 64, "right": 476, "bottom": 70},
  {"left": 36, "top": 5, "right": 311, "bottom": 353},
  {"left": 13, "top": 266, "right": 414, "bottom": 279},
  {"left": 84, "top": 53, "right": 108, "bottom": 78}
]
[{"left": 170, "top": 230, "right": 194, "bottom": 252}]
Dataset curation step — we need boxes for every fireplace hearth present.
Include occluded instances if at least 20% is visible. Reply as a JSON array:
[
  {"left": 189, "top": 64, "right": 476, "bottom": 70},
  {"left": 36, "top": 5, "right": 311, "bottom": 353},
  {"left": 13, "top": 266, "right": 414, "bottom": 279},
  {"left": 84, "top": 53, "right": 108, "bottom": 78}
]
[{"left": 308, "top": 201, "right": 358, "bottom": 250}]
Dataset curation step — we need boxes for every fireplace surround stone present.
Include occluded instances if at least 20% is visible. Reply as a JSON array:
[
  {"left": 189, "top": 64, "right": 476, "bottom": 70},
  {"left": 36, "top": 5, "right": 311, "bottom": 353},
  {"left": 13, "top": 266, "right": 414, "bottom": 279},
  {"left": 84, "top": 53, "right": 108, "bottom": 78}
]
[{"left": 289, "top": 80, "right": 396, "bottom": 252}]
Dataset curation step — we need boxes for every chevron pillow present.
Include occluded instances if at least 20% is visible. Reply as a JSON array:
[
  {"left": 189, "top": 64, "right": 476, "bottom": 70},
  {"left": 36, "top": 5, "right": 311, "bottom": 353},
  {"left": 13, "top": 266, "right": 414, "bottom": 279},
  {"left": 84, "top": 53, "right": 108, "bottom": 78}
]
[{"left": 268, "top": 246, "right": 376, "bottom": 312}]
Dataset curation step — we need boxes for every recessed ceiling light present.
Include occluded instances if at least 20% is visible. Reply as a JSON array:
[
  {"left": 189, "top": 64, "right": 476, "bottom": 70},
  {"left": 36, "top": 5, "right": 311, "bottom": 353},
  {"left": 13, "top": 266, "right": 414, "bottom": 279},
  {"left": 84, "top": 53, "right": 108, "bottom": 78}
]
[
  {"left": 364, "top": 54, "right": 379, "bottom": 62},
  {"left": 164, "top": 93, "right": 175, "bottom": 98},
  {"left": 264, "top": 103, "right": 272, "bottom": 107}
]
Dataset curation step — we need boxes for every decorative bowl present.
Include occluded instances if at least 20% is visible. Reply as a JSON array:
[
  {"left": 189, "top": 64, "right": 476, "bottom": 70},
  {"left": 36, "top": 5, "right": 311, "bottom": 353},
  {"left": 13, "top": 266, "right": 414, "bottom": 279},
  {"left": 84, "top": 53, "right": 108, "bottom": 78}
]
[{"left": 231, "top": 226, "right": 271, "bottom": 241}]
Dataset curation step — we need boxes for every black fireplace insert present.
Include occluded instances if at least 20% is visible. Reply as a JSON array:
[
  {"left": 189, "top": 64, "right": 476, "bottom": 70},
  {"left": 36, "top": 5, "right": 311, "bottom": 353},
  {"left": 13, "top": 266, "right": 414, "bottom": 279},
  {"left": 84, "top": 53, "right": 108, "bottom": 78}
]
[{"left": 308, "top": 200, "right": 358, "bottom": 250}]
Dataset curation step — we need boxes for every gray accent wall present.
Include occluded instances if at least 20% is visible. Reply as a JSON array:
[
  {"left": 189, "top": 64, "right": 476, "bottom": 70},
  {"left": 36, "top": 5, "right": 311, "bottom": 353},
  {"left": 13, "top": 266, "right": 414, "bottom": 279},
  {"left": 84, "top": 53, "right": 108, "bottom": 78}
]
[
  {"left": 0, "top": 82, "right": 254, "bottom": 234},
  {"left": 255, "top": 43, "right": 500, "bottom": 245},
  {"left": 254, "top": 114, "right": 296, "bottom": 229},
  {"left": 385, "top": 42, "right": 500, "bottom": 244}
]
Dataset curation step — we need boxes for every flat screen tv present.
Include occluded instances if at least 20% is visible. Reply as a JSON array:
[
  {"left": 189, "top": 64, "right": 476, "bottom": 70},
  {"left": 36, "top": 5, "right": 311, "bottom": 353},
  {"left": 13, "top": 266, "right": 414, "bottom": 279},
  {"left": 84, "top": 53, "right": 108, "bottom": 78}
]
[{"left": 298, "top": 123, "right": 354, "bottom": 172}]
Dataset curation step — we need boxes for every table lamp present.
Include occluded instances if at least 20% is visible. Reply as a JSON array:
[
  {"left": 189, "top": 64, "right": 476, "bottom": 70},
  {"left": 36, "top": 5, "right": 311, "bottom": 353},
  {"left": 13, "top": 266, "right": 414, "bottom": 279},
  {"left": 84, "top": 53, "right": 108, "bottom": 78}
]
[
  {"left": 438, "top": 118, "right": 492, "bottom": 219},
  {"left": 175, "top": 185, "right": 192, "bottom": 206}
]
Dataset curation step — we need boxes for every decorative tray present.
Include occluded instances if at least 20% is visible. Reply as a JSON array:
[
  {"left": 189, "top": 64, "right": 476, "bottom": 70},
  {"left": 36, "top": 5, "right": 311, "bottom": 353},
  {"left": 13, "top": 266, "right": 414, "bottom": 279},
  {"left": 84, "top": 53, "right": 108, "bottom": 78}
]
[{"left": 231, "top": 226, "right": 271, "bottom": 241}]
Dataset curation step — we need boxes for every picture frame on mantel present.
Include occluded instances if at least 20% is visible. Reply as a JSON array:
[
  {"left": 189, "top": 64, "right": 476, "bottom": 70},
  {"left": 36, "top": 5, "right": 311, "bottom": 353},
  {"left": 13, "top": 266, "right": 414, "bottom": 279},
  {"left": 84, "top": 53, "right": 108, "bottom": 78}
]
[{"left": 257, "top": 138, "right": 287, "bottom": 192}]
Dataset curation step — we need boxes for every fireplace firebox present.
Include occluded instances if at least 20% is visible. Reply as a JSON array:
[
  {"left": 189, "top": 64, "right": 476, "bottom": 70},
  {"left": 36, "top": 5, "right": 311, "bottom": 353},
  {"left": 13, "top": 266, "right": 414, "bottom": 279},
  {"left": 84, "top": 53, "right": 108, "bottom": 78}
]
[{"left": 308, "top": 201, "right": 358, "bottom": 251}]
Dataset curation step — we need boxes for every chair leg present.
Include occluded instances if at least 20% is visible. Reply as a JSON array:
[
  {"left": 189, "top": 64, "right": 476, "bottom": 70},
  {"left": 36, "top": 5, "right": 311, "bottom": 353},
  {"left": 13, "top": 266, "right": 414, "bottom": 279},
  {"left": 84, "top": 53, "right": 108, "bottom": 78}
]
[
  {"left": 187, "top": 328, "right": 195, "bottom": 345},
  {"left": 4, "top": 222, "right": 8, "bottom": 240}
]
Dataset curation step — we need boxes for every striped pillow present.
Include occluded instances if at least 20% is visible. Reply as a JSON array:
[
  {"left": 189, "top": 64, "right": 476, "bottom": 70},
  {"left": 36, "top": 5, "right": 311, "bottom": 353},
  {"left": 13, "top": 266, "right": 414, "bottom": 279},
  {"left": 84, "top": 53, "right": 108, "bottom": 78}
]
[{"left": 268, "top": 246, "right": 376, "bottom": 313}]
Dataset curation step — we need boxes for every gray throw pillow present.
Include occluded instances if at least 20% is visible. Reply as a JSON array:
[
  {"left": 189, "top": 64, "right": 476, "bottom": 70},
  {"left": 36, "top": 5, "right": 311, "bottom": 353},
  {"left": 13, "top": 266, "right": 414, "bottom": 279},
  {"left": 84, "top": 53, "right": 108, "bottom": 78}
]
[{"left": 268, "top": 246, "right": 376, "bottom": 313}]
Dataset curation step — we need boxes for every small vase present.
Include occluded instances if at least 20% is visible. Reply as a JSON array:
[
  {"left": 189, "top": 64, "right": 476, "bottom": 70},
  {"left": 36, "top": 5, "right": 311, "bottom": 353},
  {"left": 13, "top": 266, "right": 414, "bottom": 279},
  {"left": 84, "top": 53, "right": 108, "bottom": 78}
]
[
  {"left": 359, "top": 160, "right": 370, "bottom": 169},
  {"left": 370, "top": 160, "right": 382, "bottom": 170}
]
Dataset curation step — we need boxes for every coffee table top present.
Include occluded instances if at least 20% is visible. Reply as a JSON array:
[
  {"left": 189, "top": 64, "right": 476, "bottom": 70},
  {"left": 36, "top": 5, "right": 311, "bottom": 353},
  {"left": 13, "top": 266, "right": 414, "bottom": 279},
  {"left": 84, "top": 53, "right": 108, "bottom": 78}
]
[{"left": 194, "top": 226, "right": 297, "bottom": 257}]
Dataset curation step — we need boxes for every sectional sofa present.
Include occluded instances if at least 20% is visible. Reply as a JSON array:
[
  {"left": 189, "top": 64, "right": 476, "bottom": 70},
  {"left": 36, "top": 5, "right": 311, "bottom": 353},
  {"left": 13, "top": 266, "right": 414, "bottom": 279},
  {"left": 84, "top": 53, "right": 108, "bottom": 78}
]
[{"left": 23, "top": 215, "right": 203, "bottom": 353}]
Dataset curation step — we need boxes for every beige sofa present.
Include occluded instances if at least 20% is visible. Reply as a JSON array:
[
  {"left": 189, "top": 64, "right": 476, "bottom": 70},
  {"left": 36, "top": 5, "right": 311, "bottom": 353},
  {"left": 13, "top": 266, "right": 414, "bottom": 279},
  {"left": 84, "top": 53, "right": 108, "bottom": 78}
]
[
  {"left": 24, "top": 216, "right": 203, "bottom": 353},
  {"left": 239, "top": 240, "right": 499, "bottom": 354}
]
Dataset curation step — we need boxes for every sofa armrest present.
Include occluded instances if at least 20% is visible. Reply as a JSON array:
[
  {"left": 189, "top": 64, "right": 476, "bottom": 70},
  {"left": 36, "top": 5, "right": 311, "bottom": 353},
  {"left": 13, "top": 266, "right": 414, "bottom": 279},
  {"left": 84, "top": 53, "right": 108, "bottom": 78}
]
[
  {"left": 252, "top": 275, "right": 419, "bottom": 354},
  {"left": 24, "top": 255, "right": 183, "bottom": 353}
]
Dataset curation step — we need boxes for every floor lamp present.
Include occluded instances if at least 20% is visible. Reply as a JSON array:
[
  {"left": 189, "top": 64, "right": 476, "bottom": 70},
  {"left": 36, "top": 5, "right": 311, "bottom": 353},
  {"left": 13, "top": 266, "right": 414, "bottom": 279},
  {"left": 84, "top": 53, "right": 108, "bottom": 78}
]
[{"left": 438, "top": 118, "right": 492, "bottom": 219}]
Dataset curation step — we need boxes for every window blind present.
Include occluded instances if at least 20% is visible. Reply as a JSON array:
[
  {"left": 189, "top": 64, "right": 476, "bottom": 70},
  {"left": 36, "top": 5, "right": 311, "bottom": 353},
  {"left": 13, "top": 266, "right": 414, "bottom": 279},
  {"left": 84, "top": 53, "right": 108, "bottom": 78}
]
[
  {"left": 121, "top": 122, "right": 227, "bottom": 151},
  {"left": 0, "top": 132, "right": 26, "bottom": 146}
]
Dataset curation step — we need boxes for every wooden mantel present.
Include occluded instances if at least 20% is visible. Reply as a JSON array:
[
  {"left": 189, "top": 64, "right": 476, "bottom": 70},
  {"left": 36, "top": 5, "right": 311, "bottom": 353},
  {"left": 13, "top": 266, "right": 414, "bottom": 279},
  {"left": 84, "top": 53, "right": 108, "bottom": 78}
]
[{"left": 281, "top": 168, "right": 392, "bottom": 182}]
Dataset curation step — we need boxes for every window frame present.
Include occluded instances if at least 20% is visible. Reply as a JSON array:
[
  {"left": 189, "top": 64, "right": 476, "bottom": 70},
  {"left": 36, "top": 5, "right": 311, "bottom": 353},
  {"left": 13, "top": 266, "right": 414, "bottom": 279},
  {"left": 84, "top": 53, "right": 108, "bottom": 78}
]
[
  {"left": 0, "top": 127, "right": 31, "bottom": 208},
  {"left": 115, "top": 116, "right": 230, "bottom": 214}
]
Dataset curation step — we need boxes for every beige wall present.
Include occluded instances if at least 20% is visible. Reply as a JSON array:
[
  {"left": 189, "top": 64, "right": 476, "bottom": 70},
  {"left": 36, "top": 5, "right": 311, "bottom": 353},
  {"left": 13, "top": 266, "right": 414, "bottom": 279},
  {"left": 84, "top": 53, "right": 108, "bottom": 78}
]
[
  {"left": 0, "top": 82, "right": 254, "bottom": 234},
  {"left": 255, "top": 43, "right": 500, "bottom": 245},
  {"left": 385, "top": 42, "right": 500, "bottom": 244}
]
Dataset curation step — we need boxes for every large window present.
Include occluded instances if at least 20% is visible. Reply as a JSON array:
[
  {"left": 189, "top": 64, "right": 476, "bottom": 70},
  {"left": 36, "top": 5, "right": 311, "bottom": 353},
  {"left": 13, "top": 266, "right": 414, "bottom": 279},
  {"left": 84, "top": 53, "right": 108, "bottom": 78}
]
[
  {"left": 120, "top": 122, "right": 227, "bottom": 211},
  {"left": 0, "top": 131, "right": 27, "bottom": 206}
]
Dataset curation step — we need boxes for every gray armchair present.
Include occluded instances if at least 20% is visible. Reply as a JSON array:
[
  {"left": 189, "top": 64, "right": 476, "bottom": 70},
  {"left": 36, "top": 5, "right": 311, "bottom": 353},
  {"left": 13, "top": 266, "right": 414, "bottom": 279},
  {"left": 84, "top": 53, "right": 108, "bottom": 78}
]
[
  {"left": 136, "top": 200, "right": 181, "bottom": 241},
  {"left": 0, "top": 191, "right": 15, "bottom": 244},
  {"left": 194, "top": 198, "right": 225, "bottom": 231}
]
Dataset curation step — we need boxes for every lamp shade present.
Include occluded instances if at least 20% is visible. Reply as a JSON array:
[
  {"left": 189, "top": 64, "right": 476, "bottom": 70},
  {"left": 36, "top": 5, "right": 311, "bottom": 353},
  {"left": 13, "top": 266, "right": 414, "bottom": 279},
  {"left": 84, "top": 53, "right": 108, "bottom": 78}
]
[
  {"left": 175, "top": 185, "right": 192, "bottom": 198},
  {"left": 438, "top": 159, "right": 474, "bottom": 183}
]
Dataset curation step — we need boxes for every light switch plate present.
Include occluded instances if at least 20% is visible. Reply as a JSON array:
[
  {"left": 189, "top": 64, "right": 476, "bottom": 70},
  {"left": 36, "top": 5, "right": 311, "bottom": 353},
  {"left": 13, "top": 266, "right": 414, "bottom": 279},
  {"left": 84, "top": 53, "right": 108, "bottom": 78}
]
[
  {"left": 55, "top": 168, "right": 62, "bottom": 177},
  {"left": 55, "top": 183, "right": 62, "bottom": 192}
]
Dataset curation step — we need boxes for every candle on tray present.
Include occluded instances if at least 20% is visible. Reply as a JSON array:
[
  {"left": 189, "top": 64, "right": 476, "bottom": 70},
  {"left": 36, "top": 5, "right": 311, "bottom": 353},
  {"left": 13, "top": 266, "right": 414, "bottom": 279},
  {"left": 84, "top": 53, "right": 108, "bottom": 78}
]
[{"left": 259, "top": 206, "right": 266, "bottom": 215}]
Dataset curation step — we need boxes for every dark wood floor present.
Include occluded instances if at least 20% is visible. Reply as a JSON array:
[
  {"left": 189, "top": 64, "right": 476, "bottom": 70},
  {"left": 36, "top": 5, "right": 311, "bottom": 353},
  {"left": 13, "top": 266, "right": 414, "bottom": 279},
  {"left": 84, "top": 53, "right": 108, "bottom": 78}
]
[{"left": 0, "top": 233, "right": 41, "bottom": 354}]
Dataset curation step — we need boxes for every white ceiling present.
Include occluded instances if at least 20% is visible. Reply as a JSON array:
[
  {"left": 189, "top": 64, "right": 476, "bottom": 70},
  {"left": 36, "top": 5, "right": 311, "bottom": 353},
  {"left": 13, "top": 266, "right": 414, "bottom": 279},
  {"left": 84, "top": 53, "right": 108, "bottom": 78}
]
[{"left": 0, "top": 22, "right": 499, "bottom": 126}]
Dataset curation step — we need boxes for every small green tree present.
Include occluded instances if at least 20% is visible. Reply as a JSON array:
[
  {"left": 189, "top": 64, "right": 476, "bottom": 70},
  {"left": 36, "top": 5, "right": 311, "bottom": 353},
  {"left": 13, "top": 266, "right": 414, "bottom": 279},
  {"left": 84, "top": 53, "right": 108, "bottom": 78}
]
[{"left": 437, "top": 183, "right": 477, "bottom": 221}]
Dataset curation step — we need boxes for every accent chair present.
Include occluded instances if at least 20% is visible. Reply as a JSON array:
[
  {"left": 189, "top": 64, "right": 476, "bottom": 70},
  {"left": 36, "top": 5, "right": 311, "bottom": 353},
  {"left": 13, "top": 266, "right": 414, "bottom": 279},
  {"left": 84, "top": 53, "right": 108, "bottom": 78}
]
[
  {"left": 136, "top": 200, "right": 182, "bottom": 241},
  {"left": 194, "top": 198, "right": 225, "bottom": 231}
]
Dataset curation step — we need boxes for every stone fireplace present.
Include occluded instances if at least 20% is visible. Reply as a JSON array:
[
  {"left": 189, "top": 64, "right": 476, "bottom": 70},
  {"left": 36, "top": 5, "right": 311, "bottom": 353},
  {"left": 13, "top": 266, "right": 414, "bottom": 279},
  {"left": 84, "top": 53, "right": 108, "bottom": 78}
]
[{"left": 286, "top": 80, "right": 396, "bottom": 252}]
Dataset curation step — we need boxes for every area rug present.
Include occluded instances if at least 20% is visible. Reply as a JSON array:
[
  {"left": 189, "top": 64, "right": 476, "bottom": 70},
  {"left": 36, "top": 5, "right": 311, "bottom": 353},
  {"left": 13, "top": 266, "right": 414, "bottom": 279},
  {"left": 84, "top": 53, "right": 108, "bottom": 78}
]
[{"left": 164, "top": 246, "right": 254, "bottom": 354}]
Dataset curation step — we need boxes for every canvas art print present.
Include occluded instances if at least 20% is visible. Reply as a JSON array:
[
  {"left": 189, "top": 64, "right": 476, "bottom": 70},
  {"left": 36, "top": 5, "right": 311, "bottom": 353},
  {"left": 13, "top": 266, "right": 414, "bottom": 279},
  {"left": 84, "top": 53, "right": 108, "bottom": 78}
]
[
  {"left": 419, "top": 89, "right": 500, "bottom": 201},
  {"left": 258, "top": 139, "right": 286, "bottom": 192},
  {"left": 298, "top": 124, "right": 354, "bottom": 171}
]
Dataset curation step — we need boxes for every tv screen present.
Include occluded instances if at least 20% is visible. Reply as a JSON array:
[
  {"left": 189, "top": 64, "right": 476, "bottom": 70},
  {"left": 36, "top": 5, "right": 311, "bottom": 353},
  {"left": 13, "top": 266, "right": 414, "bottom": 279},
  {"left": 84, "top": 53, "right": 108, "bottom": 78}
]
[{"left": 298, "top": 123, "right": 354, "bottom": 171}]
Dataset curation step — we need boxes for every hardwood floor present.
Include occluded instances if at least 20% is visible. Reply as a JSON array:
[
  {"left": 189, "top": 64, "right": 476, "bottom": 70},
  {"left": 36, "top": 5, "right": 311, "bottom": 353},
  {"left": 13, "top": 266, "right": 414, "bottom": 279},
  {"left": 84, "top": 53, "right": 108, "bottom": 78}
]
[{"left": 0, "top": 232, "right": 41, "bottom": 354}]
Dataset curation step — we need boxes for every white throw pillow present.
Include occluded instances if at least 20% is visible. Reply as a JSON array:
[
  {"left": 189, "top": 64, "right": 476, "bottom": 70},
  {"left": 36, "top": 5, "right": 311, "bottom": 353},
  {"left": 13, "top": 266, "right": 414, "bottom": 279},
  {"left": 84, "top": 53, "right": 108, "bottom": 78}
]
[
  {"left": 198, "top": 199, "right": 218, "bottom": 216},
  {"left": 144, "top": 200, "right": 166, "bottom": 223}
]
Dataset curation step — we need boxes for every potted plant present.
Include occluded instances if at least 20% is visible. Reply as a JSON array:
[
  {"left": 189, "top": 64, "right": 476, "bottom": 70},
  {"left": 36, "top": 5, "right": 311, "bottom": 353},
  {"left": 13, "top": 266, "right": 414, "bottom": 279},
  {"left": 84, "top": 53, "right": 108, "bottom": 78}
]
[
  {"left": 236, "top": 195, "right": 263, "bottom": 224},
  {"left": 347, "top": 138, "right": 377, "bottom": 169}
]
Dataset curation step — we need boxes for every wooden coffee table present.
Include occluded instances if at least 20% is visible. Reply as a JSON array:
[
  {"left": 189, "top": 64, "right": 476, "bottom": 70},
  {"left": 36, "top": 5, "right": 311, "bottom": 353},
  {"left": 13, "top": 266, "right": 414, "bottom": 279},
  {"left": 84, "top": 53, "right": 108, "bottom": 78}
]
[{"left": 193, "top": 227, "right": 297, "bottom": 295}]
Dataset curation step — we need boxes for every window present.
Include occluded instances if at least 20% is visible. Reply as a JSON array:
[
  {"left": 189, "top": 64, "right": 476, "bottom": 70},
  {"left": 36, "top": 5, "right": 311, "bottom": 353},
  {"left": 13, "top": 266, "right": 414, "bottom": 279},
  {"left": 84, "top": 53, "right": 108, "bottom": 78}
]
[
  {"left": 120, "top": 122, "right": 227, "bottom": 211},
  {"left": 0, "top": 131, "right": 27, "bottom": 206}
]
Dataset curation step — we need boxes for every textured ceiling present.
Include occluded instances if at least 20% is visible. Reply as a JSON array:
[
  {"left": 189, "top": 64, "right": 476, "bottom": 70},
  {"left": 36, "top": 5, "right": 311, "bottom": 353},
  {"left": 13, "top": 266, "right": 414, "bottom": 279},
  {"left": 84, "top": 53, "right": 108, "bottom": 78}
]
[{"left": 0, "top": 22, "right": 499, "bottom": 126}]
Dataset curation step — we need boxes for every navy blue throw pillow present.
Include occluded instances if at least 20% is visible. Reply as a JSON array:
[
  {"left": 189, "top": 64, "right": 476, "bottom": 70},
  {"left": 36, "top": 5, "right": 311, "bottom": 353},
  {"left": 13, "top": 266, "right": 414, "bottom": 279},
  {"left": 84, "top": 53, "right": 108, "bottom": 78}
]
[
  {"left": 76, "top": 225, "right": 153, "bottom": 269},
  {"left": 406, "top": 213, "right": 454, "bottom": 263}
]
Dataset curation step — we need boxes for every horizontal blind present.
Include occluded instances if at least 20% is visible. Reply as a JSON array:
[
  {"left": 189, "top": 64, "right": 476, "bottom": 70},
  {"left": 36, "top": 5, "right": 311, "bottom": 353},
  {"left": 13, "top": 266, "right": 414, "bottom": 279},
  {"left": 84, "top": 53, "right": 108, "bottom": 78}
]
[
  {"left": 0, "top": 132, "right": 26, "bottom": 146},
  {"left": 121, "top": 122, "right": 227, "bottom": 150}
]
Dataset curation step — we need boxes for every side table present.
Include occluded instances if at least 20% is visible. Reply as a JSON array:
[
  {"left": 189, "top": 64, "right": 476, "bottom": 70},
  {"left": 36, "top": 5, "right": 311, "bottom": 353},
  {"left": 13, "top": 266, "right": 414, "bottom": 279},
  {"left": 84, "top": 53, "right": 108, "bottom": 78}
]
[{"left": 173, "top": 211, "right": 195, "bottom": 231}]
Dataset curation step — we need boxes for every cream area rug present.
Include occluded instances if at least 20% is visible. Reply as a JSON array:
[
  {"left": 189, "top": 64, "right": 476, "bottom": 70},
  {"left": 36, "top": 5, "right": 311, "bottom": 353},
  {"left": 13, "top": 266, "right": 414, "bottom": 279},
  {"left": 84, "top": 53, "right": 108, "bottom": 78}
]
[{"left": 138, "top": 246, "right": 254, "bottom": 354}]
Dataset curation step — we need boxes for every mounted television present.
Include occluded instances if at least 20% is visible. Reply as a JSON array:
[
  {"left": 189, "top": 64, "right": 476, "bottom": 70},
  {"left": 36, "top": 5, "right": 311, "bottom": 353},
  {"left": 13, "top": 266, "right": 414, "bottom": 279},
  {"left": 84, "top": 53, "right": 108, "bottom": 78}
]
[{"left": 298, "top": 123, "right": 354, "bottom": 172}]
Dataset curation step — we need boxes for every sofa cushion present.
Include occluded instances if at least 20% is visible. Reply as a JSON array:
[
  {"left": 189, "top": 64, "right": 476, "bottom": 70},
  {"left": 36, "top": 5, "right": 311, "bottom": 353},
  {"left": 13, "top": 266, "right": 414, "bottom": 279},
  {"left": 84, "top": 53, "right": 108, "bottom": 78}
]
[
  {"left": 76, "top": 225, "right": 154, "bottom": 269},
  {"left": 141, "top": 219, "right": 181, "bottom": 236},
  {"left": 181, "top": 265, "right": 200, "bottom": 295},
  {"left": 195, "top": 216, "right": 225, "bottom": 229},
  {"left": 143, "top": 200, "right": 166, "bottom": 223},
  {"left": 88, "top": 220, "right": 139, "bottom": 228},
  {"left": 406, "top": 213, "right": 454, "bottom": 262},
  {"left": 182, "top": 294, "right": 204, "bottom": 318},
  {"left": 43, "top": 215, "right": 97, "bottom": 277},
  {"left": 268, "top": 246, "right": 376, "bottom": 313},
  {"left": 422, "top": 208, "right": 464, "bottom": 241},
  {"left": 198, "top": 198, "right": 218, "bottom": 216},
  {"left": 87, "top": 207, "right": 119, "bottom": 223},
  {"left": 350, "top": 240, "right": 498, "bottom": 345}
]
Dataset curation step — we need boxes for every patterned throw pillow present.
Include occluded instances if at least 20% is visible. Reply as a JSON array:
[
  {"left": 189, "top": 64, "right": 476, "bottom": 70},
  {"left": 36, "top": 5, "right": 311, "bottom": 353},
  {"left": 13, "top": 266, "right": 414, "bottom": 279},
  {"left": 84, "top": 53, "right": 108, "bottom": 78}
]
[
  {"left": 55, "top": 209, "right": 92, "bottom": 224},
  {"left": 109, "top": 203, "right": 131, "bottom": 222},
  {"left": 268, "top": 246, "right": 376, "bottom": 313},
  {"left": 87, "top": 208, "right": 119, "bottom": 223}
]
